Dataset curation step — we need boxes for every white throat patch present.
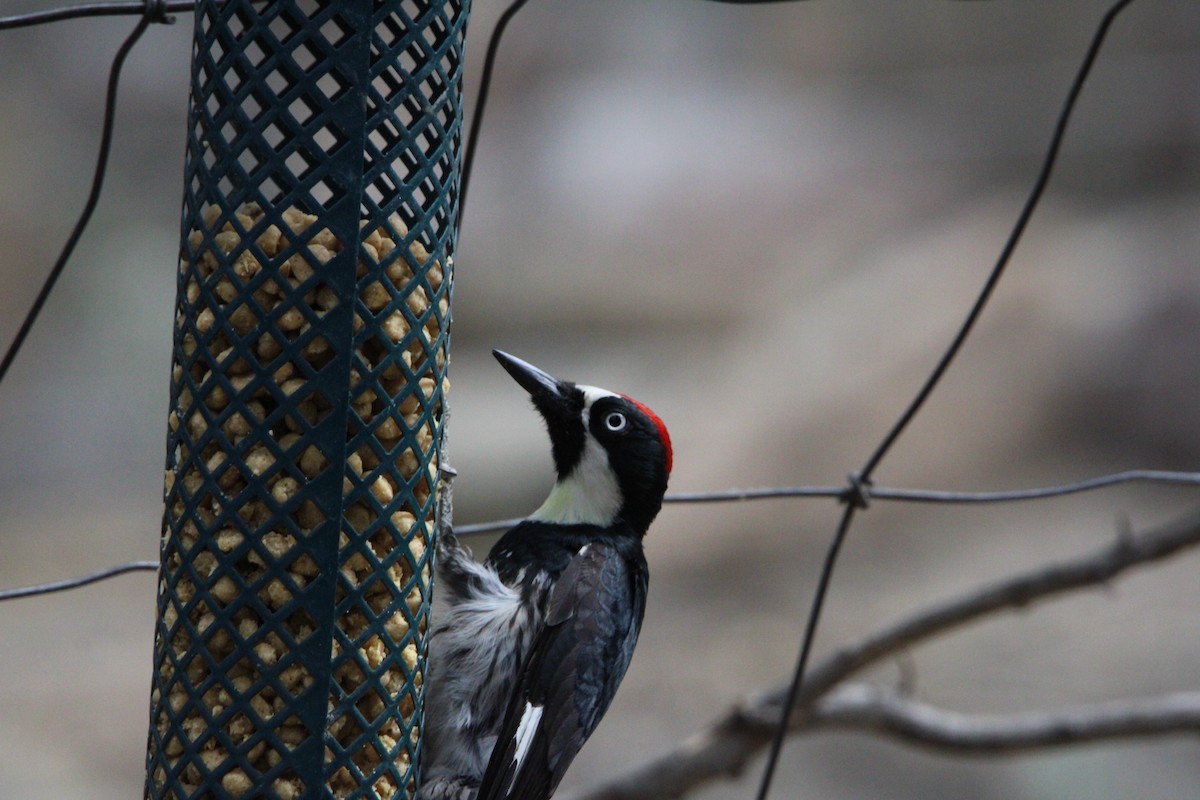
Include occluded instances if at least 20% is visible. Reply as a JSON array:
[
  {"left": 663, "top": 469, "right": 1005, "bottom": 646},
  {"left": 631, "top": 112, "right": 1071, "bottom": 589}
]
[{"left": 530, "top": 385, "right": 623, "bottom": 527}]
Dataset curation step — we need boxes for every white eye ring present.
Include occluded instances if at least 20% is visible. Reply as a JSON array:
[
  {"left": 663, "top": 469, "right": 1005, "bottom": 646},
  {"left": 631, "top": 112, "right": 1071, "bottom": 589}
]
[{"left": 604, "top": 411, "right": 628, "bottom": 432}]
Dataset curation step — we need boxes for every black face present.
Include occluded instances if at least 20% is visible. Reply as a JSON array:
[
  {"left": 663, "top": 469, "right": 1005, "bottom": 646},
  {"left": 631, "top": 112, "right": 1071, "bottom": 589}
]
[
  {"left": 587, "top": 395, "right": 671, "bottom": 533},
  {"left": 493, "top": 350, "right": 586, "bottom": 478},
  {"left": 535, "top": 383, "right": 586, "bottom": 480},
  {"left": 494, "top": 350, "right": 672, "bottom": 534}
]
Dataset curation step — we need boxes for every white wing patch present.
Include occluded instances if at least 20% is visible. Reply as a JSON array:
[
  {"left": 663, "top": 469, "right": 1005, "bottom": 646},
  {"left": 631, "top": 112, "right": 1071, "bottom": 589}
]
[
  {"left": 530, "top": 385, "right": 623, "bottom": 527},
  {"left": 509, "top": 701, "right": 544, "bottom": 793}
]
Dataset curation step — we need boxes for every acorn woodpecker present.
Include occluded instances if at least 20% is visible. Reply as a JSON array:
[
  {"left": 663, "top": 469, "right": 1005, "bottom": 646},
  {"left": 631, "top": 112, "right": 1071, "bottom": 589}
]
[{"left": 420, "top": 350, "right": 673, "bottom": 800}]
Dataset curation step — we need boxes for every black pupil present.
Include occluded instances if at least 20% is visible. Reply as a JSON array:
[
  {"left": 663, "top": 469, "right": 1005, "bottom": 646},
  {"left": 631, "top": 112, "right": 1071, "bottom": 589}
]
[{"left": 607, "top": 413, "right": 624, "bottom": 430}]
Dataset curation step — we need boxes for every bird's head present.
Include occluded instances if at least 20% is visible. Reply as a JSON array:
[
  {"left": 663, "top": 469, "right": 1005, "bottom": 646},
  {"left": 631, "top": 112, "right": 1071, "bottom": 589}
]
[{"left": 494, "top": 350, "right": 672, "bottom": 535}]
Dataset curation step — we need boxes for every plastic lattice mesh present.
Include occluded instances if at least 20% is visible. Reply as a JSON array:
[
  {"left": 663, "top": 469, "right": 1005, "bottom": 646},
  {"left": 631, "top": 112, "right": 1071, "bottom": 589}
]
[{"left": 146, "top": 1, "right": 469, "bottom": 798}]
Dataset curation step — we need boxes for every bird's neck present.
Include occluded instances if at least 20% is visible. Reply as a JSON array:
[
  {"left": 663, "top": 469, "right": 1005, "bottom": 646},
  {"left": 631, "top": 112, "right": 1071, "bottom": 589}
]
[{"left": 530, "top": 440, "right": 623, "bottom": 527}]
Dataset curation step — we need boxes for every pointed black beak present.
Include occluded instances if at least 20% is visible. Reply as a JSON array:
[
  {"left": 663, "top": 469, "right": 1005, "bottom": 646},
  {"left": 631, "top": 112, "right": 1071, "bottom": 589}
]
[
  {"left": 494, "top": 350, "right": 585, "bottom": 478},
  {"left": 493, "top": 350, "right": 565, "bottom": 400}
]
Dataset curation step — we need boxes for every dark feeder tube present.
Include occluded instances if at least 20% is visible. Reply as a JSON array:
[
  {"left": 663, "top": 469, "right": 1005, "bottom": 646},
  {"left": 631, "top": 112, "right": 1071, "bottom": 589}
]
[{"left": 145, "top": 1, "right": 469, "bottom": 797}]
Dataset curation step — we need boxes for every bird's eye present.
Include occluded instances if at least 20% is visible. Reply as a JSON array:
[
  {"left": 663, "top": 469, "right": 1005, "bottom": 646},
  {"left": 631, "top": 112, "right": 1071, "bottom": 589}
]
[{"left": 604, "top": 411, "right": 628, "bottom": 432}]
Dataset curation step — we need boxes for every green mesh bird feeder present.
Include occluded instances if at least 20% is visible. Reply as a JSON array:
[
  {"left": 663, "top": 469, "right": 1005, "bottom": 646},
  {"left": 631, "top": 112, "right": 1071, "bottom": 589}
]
[{"left": 145, "top": 0, "right": 469, "bottom": 796}]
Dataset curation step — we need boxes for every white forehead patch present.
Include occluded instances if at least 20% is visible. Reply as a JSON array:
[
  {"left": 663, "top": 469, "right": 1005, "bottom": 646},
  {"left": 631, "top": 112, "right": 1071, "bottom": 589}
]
[
  {"left": 529, "top": 384, "right": 623, "bottom": 527},
  {"left": 578, "top": 385, "right": 618, "bottom": 408}
]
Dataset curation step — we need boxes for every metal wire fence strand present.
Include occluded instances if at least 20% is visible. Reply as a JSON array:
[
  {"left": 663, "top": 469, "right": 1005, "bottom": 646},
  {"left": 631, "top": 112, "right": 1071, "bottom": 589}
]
[
  {"left": 858, "top": 0, "right": 1138, "bottom": 482},
  {"left": 0, "top": 1, "right": 220, "bottom": 29},
  {"left": 665, "top": 486, "right": 844, "bottom": 503},
  {"left": 3, "top": 470, "right": 1198, "bottom": 601},
  {"left": 459, "top": 0, "right": 532, "bottom": 225},
  {"left": 0, "top": 5, "right": 167, "bottom": 389},
  {"left": 754, "top": 2, "right": 1141, "bottom": 797},
  {"left": 0, "top": 560, "right": 158, "bottom": 602},
  {"left": 872, "top": 471, "right": 1200, "bottom": 504},
  {"left": 756, "top": 501, "right": 858, "bottom": 800},
  {"left": 662, "top": 471, "right": 1200, "bottom": 506},
  {"left": 456, "top": 471, "right": 1200, "bottom": 534}
]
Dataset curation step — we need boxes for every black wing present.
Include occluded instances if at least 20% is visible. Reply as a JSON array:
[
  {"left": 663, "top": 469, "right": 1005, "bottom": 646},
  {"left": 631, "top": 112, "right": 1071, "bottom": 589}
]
[{"left": 476, "top": 541, "right": 647, "bottom": 800}]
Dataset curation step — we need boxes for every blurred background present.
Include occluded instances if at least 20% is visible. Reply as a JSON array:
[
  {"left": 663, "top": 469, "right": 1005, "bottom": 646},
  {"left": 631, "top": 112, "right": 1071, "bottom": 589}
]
[{"left": 2, "top": 1, "right": 1199, "bottom": 798}]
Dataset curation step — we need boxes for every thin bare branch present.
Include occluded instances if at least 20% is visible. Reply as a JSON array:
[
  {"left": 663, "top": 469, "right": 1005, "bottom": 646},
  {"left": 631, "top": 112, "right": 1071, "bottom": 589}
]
[
  {"left": 796, "top": 508, "right": 1200, "bottom": 705},
  {"left": 570, "top": 508, "right": 1200, "bottom": 800},
  {"left": 813, "top": 685, "right": 1200, "bottom": 754},
  {"left": 572, "top": 687, "right": 1200, "bottom": 800}
]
